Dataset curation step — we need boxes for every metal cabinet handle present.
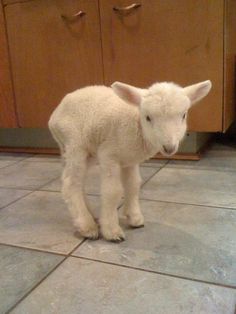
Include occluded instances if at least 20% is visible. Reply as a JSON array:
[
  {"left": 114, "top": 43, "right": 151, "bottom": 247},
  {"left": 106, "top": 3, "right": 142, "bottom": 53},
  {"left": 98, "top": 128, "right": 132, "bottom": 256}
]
[
  {"left": 61, "top": 11, "right": 86, "bottom": 22},
  {"left": 113, "top": 3, "right": 141, "bottom": 14}
]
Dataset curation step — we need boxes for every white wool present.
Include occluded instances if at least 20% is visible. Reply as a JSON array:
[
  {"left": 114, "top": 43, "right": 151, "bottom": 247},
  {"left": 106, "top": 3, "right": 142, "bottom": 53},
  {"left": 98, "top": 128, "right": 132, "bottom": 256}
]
[
  {"left": 48, "top": 80, "right": 212, "bottom": 241},
  {"left": 49, "top": 85, "right": 153, "bottom": 166}
]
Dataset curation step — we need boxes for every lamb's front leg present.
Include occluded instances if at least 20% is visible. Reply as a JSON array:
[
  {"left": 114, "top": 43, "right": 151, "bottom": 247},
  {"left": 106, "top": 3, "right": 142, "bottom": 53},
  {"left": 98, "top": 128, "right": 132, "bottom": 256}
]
[
  {"left": 121, "top": 165, "right": 144, "bottom": 228},
  {"left": 99, "top": 160, "right": 125, "bottom": 242}
]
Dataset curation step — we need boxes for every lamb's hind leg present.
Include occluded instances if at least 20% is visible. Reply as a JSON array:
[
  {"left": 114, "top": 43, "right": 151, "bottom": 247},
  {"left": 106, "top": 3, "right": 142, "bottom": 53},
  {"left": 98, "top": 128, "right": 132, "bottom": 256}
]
[
  {"left": 62, "top": 148, "right": 99, "bottom": 239},
  {"left": 121, "top": 165, "right": 144, "bottom": 228}
]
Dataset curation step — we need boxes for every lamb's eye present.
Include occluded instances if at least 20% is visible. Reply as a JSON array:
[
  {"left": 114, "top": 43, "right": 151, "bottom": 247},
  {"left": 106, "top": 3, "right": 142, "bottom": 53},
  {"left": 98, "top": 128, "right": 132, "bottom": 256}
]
[
  {"left": 182, "top": 113, "right": 187, "bottom": 120},
  {"left": 146, "top": 115, "right": 151, "bottom": 122}
]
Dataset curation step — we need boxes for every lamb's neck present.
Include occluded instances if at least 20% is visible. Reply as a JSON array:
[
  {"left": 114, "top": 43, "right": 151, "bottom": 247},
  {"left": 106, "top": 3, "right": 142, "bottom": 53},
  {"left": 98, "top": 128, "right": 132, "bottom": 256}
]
[{"left": 137, "top": 119, "right": 159, "bottom": 161}]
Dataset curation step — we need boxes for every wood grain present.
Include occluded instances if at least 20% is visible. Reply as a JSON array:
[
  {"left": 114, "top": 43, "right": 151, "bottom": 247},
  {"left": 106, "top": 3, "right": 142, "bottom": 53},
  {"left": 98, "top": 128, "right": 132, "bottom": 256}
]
[
  {"left": 3, "top": 0, "right": 36, "bottom": 4},
  {"left": 5, "top": 0, "right": 103, "bottom": 127},
  {"left": 0, "top": 0, "right": 17, "bottom": 127},
  {"left": 100, "top": 0, "right": 224, "bottom": 132}
]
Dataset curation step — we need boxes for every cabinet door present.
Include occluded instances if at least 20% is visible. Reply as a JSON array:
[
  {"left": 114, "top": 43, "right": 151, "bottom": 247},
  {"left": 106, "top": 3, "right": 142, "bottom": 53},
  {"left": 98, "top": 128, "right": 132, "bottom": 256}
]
[
  {"left": 0, "top": 1, "right": 17, "bottom": 127},
  {"left": 100, "top": 0, "right": 224, "bottom": 132},
  {"left": 5, "top": 0, "right": 103, "bottom": 127}
]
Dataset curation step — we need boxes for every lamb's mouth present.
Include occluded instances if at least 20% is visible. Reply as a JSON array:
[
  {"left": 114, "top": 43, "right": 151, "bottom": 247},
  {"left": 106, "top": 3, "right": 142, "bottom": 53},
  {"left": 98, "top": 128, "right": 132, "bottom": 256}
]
[{"left": 160, "top": 145, "right": 177, "bottom": 156}]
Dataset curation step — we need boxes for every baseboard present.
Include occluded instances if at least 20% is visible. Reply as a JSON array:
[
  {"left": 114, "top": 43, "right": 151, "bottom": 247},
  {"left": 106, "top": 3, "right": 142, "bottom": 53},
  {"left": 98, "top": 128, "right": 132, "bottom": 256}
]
[{"left": 0, "top": 128, "right": 214, "bottom": 160}]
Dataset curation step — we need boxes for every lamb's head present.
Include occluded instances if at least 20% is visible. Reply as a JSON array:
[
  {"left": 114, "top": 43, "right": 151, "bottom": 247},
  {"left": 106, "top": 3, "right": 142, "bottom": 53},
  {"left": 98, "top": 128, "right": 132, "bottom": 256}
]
[{"left": 111, "top": 80, "right": 212, "bottom": 156}]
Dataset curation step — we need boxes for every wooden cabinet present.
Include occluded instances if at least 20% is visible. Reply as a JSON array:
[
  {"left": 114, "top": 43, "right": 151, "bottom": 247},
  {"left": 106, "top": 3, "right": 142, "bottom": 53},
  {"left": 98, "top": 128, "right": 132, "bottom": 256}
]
[
  {"left": 5, "top": 0, "right": 103, "bottom": 127},
  {"left": 100, "top": 0, "right": 224, "bottom": 132},
  {"left": 0, "top": 1, "right": 17, "bottom": 127},
  {"left": 1, "top": 0, "right": 236, "bottom": 132}
]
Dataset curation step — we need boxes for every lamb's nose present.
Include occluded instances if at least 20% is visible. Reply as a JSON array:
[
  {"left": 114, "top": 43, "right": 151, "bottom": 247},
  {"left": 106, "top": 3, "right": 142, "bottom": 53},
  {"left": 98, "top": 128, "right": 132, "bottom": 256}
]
[{"left": 163, "top": 145, "right": 176, "bottom": 155}]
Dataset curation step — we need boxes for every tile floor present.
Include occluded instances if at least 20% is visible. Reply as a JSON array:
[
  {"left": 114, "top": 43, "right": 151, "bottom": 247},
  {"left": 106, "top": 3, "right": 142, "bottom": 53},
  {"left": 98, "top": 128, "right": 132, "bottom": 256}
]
[{"left": 0, "top": 140, "right": 235, "bottom": 314}]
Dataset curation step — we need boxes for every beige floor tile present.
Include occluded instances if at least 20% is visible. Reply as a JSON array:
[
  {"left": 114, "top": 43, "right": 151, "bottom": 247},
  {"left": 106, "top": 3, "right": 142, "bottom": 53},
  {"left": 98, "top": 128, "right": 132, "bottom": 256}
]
[
  {"left": 0, "top": 161, "right": 62, "bottom": 190},
  {"left": 0, "top": 188, "right": 31, "bottom": 209},
  {"left": 0, "top": 245, "right": 63, "bottom": 314},
  {"left": 74, "top": 199, "right": 236, "bottom": 286},
  {"left": 0, "top": 191, "right": 100, "bottom": 254},
  {"left": 140, "top": 167, "right": 236, "bottom": 208},
  {"left": 11, "top": 257, "right": 236, "bottom": 314}
]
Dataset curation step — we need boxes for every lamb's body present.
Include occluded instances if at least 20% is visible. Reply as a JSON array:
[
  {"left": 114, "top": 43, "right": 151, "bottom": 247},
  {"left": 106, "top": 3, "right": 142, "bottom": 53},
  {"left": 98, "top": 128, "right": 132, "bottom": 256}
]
[
  {"left": 49, "top": 86, "right": 156, "bottom": 167},
  {"left": 49, "top": 80, "right": 211, "bottom": 242}
]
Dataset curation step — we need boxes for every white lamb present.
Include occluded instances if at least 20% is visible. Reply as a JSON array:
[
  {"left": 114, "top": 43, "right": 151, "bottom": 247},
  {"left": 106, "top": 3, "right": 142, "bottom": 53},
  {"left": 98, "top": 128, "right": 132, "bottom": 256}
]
[{"left": 48, "top": 80, "right": 212, "bottom": 242}]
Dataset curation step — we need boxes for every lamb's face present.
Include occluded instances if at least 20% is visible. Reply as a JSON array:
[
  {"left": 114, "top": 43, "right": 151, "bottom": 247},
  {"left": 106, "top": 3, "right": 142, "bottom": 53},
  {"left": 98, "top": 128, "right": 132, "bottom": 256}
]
[
  {"left": 139, "top": 83, "right": 191, "bottom": 156},
  {"left": 111, "top": 80, "right": 212, "bottom": 157}
]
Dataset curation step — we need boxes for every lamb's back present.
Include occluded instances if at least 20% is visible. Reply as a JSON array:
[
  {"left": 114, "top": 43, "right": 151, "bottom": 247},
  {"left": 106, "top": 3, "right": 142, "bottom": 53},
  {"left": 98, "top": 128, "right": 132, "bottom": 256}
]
[{"left": 49, "top": 85, "right": 138, "bottom": 152}]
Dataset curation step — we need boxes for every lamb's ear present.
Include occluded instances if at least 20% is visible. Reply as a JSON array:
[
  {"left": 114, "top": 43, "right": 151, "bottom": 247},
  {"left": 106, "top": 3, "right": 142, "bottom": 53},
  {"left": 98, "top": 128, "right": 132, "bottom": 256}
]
[
  {"left": 111, "top": 81, "right": 145, "bottom": 106},
  {"left": 183, "top": 80, "right": 212, "bottom": 106}
]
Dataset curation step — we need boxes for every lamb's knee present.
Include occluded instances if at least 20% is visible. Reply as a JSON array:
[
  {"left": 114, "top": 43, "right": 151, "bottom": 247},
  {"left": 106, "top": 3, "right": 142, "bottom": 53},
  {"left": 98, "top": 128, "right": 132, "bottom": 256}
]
[
  {"left": 61, "top": 173, "right": 84, "bottom": 202},
  {"left": 61, "top": 176, "right": 72, "bottom": 201},
  {"left": 101, "top": 179, "right": 123, "bottom": 202}
]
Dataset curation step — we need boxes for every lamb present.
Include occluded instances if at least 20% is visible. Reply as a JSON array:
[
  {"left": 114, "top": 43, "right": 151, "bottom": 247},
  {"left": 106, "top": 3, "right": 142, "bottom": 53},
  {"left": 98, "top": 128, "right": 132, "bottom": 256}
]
[{"left": 48, "top": 80, "right": 212, "bottom": 242}]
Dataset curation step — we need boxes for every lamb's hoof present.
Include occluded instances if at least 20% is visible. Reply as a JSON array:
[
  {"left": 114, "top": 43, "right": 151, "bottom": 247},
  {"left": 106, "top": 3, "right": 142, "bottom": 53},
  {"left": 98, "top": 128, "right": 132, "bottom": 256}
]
[
  {"left": 110, "top": 236, "right": 125, "bottom": 243},
  {"left": 75, "top": 220, "right": 99, "bottom": 240},
  {"left": 81, "top": 225, "right": 99, "bottom": 240},
  {"left": 131, "top": 224, "right": 144, "bottom": 229},
  {"left": 84, "top": 232, "right": 99, "bottom": 240},
  {"left": 101, "top": 225, "right": 125, "bottom": 243},
  {"left": 81, "top": 230, "right": 99, "bottom": 240},
  {"left": 128, "top": 213, "right": 144, "bottom": 228}
]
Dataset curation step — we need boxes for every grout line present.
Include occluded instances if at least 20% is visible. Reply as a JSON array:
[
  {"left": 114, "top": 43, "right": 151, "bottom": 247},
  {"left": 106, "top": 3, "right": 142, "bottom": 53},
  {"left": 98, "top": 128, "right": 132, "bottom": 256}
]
[
  {"left": 165, "top": 160, "right": 171, "bottom": 166},
  {"left": 141, "top": 163, "right": 167, "bottom": 189},
  {"left": 116, "top": 164, "right": 167, "bottom": 210},
  {"left": 39, "top": 162, "right": 167, "bottom": 193},
  {"left": 0, "top": 160, "right": 22, "bottom": 170},
  {"left": 0, "top": 189, "right": 34, "bottom": 210},
  {"left": 0, "top": 242, "right": 67, "bottom": 257},
  {"left": 141, "top": 168, "right": 161, "bottom": 187},
  {"left": 0, "top": 153, "right": 38, "bottom": 170},
  {"left": 68, "top": 238, "right": 87, "bottom": 256},
  {"left": 138, "top": 196, "right": 236, "bottom": 211},
  {"left": 0, "top": 238, "right": 87, "bottom": 259},
  {"left": 0, "top": 176, "right": 61, "bottom": 210},
  {"left": 140, "top": 161, "right": 169, "bottom": 168},
  {"left": 35, "top": 189, "right": 100, "bottom": 198},
  {"left": 37, "top": 176, "right": 61, "bottom": 190},
  {"left": 16, "top": 154, "right": 37, "bottom": 162},
  {"left": 6, "top": 256, "right": 68, "bottom": 314},
  {"left": 16, "top": 160, "right": 61, "bottom": 164},
  {"left": 5, "top": 241, "right": 87, "bottom": 313},
  {"left": 164, "top": 164, "right": 236, "bottom": 174},
  {"left": 0, "top": 186, "right": 35, "bottom": 192},
  {"left": 71, "top": 255, "right": 236, "bottom": 290},
  {"left": 30, "top": 188, "right": 61, "bottom": 193},
  {"left": 0, "top": 176, "right": 60, "bottom": 193},
  {"left": 37, "top": 171, "right": 236, "bottom": 212},
  {"left": 0, "top": 184, "right": 55, "bottom": 191}
]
